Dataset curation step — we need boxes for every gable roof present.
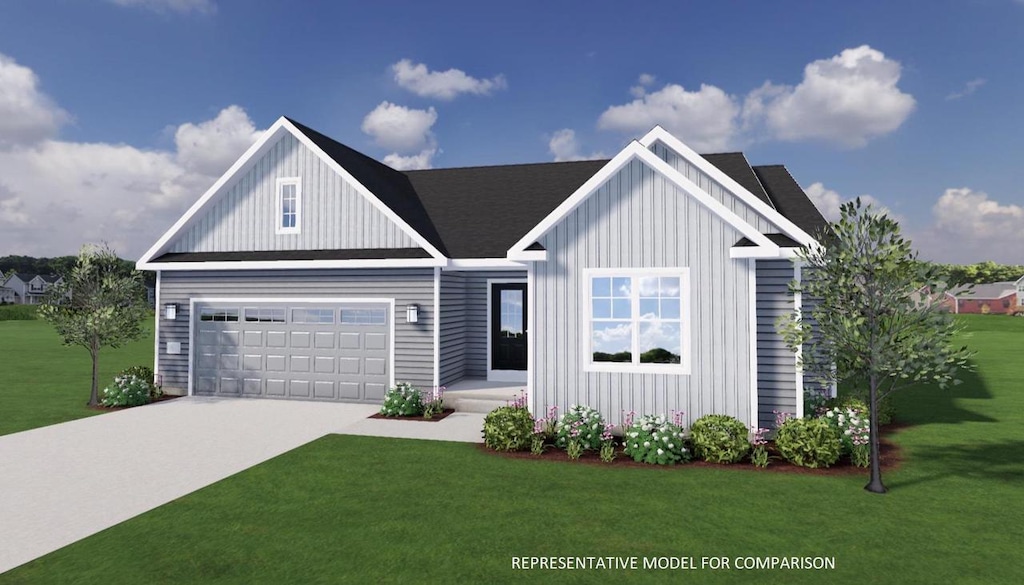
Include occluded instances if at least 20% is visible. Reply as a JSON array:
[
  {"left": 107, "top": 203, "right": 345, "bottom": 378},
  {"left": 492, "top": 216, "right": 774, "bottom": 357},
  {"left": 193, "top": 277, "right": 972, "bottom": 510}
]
[
  {"left": 948, "top": 282, "right": 1020, "bottom": 300},
  {"left": 702, "top": 153, "right": 775, "bottom": 209},
  {"left": 752, "top": 165, "right": 830, "bottom": 239}
]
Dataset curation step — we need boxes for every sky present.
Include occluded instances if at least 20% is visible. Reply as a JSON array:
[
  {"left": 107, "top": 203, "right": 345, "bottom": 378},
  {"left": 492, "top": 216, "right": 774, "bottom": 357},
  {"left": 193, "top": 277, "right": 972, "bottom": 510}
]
[{"left": 0, "top": 0, "right": 1022, "bottom": 264}]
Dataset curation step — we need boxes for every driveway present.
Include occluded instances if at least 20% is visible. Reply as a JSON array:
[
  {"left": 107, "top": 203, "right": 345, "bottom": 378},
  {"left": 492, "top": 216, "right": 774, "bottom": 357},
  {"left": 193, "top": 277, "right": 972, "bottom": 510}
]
[{"left": 0, "top": 397, "right": 483, "bottom": 574}]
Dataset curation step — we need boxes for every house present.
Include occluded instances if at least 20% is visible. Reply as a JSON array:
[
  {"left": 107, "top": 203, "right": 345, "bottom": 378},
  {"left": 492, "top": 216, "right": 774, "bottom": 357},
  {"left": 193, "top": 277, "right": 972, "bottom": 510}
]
[
  {"left": 1, "top": 273, "right": 63, "bottom": 304},
  {"left": 137, "top": 117, "right": 829, "bottom": 429},
  {"left": 0, "top": 284, "right": 14, "bottom": 304},
  {"left": 944, "top": 277, "right": 1024, "bottom": 314}
]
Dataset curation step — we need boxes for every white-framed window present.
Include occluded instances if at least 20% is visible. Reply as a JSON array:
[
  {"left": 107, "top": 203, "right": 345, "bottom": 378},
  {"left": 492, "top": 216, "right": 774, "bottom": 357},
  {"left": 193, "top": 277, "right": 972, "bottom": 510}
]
[
  {"left": 583, "top": 268, "right": 690, "bottom": 374},
  {"left": 276, "top": 177, "right": 301, "bottom": 234}
]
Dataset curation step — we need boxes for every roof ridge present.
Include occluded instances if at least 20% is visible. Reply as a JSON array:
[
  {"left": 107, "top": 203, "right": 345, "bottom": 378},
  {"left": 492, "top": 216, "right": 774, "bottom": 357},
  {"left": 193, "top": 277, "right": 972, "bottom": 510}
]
[{"left": 404, "top": 158, "right": 610, "bottom": 174}]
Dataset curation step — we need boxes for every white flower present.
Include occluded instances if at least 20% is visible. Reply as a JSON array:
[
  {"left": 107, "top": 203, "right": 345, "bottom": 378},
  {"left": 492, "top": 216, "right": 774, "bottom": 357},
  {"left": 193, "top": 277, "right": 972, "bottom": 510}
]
[
  {"left": 643, "top": 441, "right": 650, "bottom": 448},
  {"left": 657, "top": 449, "right": 664, "bottom": 455},
  {"left": 826, "top": 411, "right": 834, "bottom": 418}
]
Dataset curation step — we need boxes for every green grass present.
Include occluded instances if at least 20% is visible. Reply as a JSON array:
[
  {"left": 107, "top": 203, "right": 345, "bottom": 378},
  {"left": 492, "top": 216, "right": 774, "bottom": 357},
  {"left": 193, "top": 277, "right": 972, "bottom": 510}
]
[
  {"left": 0, "top": 317, "right": 154, "bottom": 435},
  {"left": 3, "top": 315, "right": 1023, "bottom": 584},
  {"left": 0, "top": 304, "right": 40, "bottom": 321}
]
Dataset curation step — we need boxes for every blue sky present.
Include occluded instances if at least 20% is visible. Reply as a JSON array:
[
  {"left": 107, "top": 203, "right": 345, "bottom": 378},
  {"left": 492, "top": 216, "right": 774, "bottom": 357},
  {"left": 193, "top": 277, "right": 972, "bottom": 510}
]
[{"left": 0, "top": 0, "right": 1022, "bottom": 263}]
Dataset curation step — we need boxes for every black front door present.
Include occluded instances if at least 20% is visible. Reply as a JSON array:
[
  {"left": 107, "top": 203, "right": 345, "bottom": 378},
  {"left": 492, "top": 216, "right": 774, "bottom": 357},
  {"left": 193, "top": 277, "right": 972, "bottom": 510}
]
[{"left": 491, "top": 283, "right": 527, "bottom": 371}]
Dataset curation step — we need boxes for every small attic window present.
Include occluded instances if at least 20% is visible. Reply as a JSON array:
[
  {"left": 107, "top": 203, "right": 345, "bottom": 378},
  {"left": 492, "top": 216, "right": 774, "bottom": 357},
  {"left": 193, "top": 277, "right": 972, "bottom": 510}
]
[{"left": 276, "top": 177, "right": 301, "bottom": 235}]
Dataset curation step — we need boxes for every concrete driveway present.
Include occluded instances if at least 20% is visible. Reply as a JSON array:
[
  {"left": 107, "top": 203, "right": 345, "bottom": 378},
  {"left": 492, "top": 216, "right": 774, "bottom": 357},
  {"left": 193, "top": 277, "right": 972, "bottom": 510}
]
[{"left": 0, "top": 397, "right": 484, "bottom": 574}]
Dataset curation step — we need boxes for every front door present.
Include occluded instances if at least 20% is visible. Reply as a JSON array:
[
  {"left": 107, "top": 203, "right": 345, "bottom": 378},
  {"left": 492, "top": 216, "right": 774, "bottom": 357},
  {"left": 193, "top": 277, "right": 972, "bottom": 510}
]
[{"left": 491, "top": 283, "right": 527, "bottom": 373}]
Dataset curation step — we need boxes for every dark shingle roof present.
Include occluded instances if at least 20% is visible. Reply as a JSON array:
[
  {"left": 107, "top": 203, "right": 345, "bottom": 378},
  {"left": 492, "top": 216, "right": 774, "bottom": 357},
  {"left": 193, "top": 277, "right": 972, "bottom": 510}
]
[
  {"left": 153, "top": 249, "right": 431, "bottom": 263},
  {"left": 734, "top": 234, "right": 804, "bottom": 248},
  {"left": 752, "top": 165, "right": 830, "bottom": 239},
  {"left": 702, "top": 153, "right": 774, "bottom": 209}
]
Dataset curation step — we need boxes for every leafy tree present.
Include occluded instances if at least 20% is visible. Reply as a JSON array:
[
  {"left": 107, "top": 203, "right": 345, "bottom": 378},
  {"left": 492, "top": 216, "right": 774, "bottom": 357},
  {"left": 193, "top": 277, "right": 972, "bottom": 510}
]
[
  {"left": 777, "top": 199, "right": 973, "bottom": 494},
  {"left": 38, "top": 244, "right": 149, "bottom": 406}
]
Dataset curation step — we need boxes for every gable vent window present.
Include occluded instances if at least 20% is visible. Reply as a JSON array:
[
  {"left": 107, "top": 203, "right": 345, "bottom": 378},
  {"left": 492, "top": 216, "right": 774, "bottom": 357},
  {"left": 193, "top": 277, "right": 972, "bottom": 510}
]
[{"left": 276, "top": 177, "right": 301, "bottom": 235}]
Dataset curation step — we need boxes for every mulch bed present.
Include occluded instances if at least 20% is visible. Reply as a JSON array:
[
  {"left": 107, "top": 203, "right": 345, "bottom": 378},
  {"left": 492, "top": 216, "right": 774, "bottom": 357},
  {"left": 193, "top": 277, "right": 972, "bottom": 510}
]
[
  {"left": 88, "top": 393, "right": 184, "bottom": 412},
  {"left": 368, "top": 408, "right": 456, "bottom": 422},
  {"left": 477, "top": 424, "right": 905, "bottom": 475}
]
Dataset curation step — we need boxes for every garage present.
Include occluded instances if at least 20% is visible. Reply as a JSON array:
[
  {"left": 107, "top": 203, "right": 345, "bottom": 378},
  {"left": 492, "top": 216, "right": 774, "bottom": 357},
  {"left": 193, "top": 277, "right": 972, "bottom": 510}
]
[{"left": 192, "top": 300, "right": 392, "bottom": 402}]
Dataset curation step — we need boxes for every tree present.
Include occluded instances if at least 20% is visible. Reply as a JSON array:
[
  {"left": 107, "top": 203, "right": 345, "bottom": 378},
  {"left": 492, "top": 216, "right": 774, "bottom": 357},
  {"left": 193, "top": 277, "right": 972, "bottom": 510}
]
[
  {"left": 777, "top": 199, "right": 973, "bottom": 494},
  {"left": 38, "top": 244, "right": 149, "bottom": 407}
]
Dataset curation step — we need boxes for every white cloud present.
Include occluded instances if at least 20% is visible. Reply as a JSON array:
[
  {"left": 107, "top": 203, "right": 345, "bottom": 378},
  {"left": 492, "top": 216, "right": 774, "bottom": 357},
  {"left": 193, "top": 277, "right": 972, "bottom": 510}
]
[
  {"left": 912, "top": 188, "right": 1024, "bottom": 263},
  {"left": 383, "top": 149, "right": 437, "bottom": 171},
  {"left": 174, "top": 105, "right": 262, "bottom": 176},
  {"left": 391, "top": 59, "right": 507, "bottom": 100},
  {"left": 0, "top": 191, "right": 29, "bottom": 225},
  {"left": 361, "top": 101, "right": 437, "bottom": 152},
  {"left": 598, "top": 83, "right": 740, "bottom": 151},
  {"left": 547, "top": 128, "right": 605, "bottom": 162},
  {"left": 748, "top": 45, "right": 915, "bottom": 147},
  {"left": 804, "top": 182, "right": 887, "bottom": 221},
  {"left": 598, "top": 45, "right": 914, "bottom": 150},
  {"left": 107, "top": 0, "right": 216, "bottom": 14},
  {"left": 946, "top": 78, "right": 986, "bottom": 101},
  {"left": 0, "top": 54, "right": 69, "bottom": 149}
]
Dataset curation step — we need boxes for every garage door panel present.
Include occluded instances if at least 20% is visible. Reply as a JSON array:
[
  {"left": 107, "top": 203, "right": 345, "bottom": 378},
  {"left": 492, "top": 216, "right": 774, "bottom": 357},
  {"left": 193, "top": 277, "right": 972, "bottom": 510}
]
[
  {"left": 266, "top": 331, "right": 287, "bottom": 347},
  {"left": 194, "top": 301, "right": 391, "bottom": 404}
]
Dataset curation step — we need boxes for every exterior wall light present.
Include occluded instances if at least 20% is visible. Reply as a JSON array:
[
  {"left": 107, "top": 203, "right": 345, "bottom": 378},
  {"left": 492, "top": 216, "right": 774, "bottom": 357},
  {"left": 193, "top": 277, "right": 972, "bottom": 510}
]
[
  {"left": 164, "top": 303, "right": 177, "bottom": 320},
  {"left": 406, "top": 304, "right": 419, "bottom": 323}
]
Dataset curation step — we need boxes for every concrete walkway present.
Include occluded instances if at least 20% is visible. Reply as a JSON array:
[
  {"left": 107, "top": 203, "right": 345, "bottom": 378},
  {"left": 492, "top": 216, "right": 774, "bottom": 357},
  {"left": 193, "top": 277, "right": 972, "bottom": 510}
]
[{"left": 0, "top": 397, "right": 484, "bottom": 574}]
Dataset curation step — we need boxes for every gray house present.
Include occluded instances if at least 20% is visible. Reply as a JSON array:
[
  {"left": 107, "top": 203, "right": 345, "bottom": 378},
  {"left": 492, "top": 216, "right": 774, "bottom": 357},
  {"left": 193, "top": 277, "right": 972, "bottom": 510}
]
[
  {"left": 1, "top": 273, "right": 63, "bottom": 304},
  {"left": 137, "top": 118, "right": 828, "bottom": 428}
]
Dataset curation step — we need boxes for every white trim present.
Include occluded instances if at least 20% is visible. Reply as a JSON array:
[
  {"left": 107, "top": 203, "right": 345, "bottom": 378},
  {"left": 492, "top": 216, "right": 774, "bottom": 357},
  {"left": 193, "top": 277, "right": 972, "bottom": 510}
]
[
  {"left": 582, "top": 267, "right": 692, "bottom": 375},
  {"left": 137, "top": 116, "right": 448, "bottom": 268},
  {"left": 793, "top": 260, "right": 804, "bottom": 419},
  {"left": 139, "top": 258, "right": 448, "bottom": 271},
  {"left": 445, "top": 259, "right": 528, "bottom": 270},
  {"left": 275, "top": 177, "right": 301, "bottom": 235},
  {"left": 505, "top": 250, "right": 547, "bottom": 262},
  {"left": 486, "top": 278, "right": 528, "bottom": 383},
  {"left": 187, "top": 296, "right": 397, "bottom": 397},
  {"left": 526, "top": 263, "right": 535, "bottom": 415},
  {"left": 730, "top": 246, "right": 787, "bottom": 259},
  {"left": 153, "top": 270, "right": 161, "bottom": 385},
  {"left": 433, "top": 267, "right": 440, "bottom": 390},
  {"left": 508, "top": 140, "right": 780, "bottom": 257},
  {"left": 748, "top": 259, "right": 758, "bottom": 428},
  {"left": 638, "top": 126, "right": 816, "bottom": 247}
]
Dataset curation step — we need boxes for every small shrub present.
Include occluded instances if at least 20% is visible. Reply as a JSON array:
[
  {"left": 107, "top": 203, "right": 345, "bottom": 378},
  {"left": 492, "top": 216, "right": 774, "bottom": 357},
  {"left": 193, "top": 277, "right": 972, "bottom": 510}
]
[
  {"left": 555, "top": 405, "right": 605, "bottom": 451},
  {"left": 598, "top": 424, "right": 616, "bottom": 463},
  {"left": 821, "top": 405, "right": 870, "bottom": 456},
  {"left": 622, "top": 413, "right": 690, "bottom": 465},
  {"left": 774, "top": 417, "right": 843, "bottom": 469},
  {"left": 100, "top": 374, "right": 152, "bottom": 407},
  {"left": 835, "top": 392, "right": 894, "bottom": 425},
  {"left": 750, "top": 426, "right": 770, "bottom": 468},
  {"left": 530, "top": 406, "right": 558, "bottom": 455},
  {"left": 379, "top": 382, "right": 424, "bottom": 417},
  {"left": 423, "top": 386, "right": 445, "bottom": 418},
  {"left": 483, "top": 405, "right": 534, "bottom": 452},
  {"left": 0, "top": 305, "right": 38, "bottom": 321},
  {"left": 118, "top": 365, "right": 161, "bottom": 399},
  {"left": 689, "top": 414, "right": 751, "bottom": 464}
]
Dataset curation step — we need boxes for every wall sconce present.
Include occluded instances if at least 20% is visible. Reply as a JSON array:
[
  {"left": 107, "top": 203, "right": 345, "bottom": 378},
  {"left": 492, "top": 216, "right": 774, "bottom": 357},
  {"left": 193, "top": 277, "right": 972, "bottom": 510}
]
[
  {"left": 164, "top": 303, "right": 177, "bottom": 320},
  {"left": 406, "top": 304, "right": 419, "bottom": 323}
]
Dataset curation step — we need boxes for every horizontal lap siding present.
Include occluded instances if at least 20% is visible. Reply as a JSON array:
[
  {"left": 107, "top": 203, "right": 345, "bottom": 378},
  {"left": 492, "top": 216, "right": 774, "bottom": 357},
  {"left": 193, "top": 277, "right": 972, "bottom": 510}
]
[
  {"left": 157, "top": 269, "right": 434, "bottom": 393},
  {"left": 438, "top": 272, "right": 466, "bottom": 386},
  {"left": 170, "top": 133, "right": 416, "bottom": 253},
  {"left": 533, "top": 159, "right": 751, "bottom": 428},
  {"left": 756, "top": 259, "right": 797, "bottom": 427},
  {"left": 653, "top": 143, "right": 778, "bottom": 234}
]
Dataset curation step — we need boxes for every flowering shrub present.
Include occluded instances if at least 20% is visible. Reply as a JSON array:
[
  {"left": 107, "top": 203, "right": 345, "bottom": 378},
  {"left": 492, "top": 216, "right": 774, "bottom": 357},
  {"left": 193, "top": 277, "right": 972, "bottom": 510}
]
[
  {"left": 100, "top": 374, "right": 152, "bottom": 407},
  {"left": 379, "top": 382, "right": 424, "bottom": 417},
  {"left": 622, "top": 412, "right": 690, "bottom": 465},
  {"left": 117, "top": 365, "right": 161, "bottom": 399},
  {"left": 555, "top": 405, "right": 605, "bottom": 451},
  {"left": 530, "top": 406, "right": 558, "bottom": 455},
  {"left": 774, "top": 417, "right": 842, "bottom": 468},
  {"left": 598, "top": 424, "right": 616, "bottom": 463},
  {"left": 423, "top": 386, "right": 446, "bottom": 418},
  {"left": 689, "top": 414, "right": 751, "bottom": 463},
  {"left": 483, "top": 404, "right": 534, "bottom": 452},
  {"left": 749, "top": 426, "right": 770, "bottom": 468},
  {"left": 821, "top": 405, "right": 870, "bottom": 468}
]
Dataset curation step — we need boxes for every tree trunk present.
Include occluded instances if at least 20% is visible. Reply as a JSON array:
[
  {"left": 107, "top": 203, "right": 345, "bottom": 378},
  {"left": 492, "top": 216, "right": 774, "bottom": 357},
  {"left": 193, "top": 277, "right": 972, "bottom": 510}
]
[
  {"left": 865, "top": 373, "right": 887, "bottom": 494},
  {"left": 89, "top": 339, "right": 99, "bottom": 407}
]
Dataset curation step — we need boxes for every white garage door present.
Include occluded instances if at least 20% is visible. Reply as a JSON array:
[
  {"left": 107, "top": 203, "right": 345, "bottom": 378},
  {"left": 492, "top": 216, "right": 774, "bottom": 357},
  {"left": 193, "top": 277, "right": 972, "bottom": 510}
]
[{"left": 193, "top": 301, "right": 391, "bottom": 402}]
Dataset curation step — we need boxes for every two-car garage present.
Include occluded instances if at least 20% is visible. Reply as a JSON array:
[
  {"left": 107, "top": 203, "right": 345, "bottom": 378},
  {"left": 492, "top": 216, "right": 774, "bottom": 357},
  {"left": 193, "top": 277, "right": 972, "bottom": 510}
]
[{"left": 191, "top": 300, "right": 393, "bottom": 403}]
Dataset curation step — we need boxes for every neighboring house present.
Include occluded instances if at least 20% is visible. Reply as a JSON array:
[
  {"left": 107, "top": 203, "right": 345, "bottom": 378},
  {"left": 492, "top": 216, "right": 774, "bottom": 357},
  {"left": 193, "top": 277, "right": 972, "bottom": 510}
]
[
  {"left": 0, "top": 285, "right": 14, "bottom": 304},
  {"left": 0, "top": 273, "right": 63, "bottom": 304},
  {"left": 944, "top": 277, "right": 1023, "bottom": 314},
  {"left": 137, "top": 117, "right": 829, "bottom": 429}
]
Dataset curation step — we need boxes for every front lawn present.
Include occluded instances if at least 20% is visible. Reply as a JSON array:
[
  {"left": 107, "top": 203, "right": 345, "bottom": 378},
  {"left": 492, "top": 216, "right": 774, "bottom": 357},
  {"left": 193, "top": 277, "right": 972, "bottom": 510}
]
[
  {"left": 2, "top": 315, "right": 1022, "bottom": 584},
  {"left": 0, "top": 317, "right": 155, "bottom": 436}
]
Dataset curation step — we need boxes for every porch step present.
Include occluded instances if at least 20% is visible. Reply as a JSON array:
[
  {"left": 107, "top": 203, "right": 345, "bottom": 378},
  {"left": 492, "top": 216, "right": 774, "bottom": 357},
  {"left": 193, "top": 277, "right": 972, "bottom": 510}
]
[
  {"left": 442, "top": 384, "right": 525, "bottom": 414},
  {"left": 447, "top": 397, "right": 510, "bottom": 414}
]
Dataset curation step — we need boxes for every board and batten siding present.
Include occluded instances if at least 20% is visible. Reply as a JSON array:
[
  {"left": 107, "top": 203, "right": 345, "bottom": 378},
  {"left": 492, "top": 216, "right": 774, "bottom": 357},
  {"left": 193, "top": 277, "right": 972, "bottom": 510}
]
[
  {"left": 169, "top": 132, "right": 417, "bottom": 253},
  {"left": 755, "top": 259, "right": 798, "bottom": 427},
  {"left": 651, "top": 142, "right": 779, "bottom": 235},
  {"left": 532, "top": 158, "right": 752, "bottom": 427},
  {"left": 157, "top": 269, "right": 435, "bottom": 393}
]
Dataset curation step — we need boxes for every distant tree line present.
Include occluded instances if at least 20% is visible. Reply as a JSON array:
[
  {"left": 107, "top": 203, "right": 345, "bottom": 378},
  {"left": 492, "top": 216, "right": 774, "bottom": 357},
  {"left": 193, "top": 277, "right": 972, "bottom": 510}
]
[
  {"left": 926, "top": 261, "right": 1024, "bottom": 286},
  {"left": 0, "top": 254, "right": 156, "bottom": 288}
]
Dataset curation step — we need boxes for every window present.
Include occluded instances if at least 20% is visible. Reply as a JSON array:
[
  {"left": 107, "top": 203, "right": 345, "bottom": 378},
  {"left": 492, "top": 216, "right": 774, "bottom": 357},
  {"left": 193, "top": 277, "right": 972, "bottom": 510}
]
[
  {"left": 200, "top": 308, "right": 239, "bottom": 322},
  {"left": 276, "top": 177, "right": 301, "bottom": 234},
  {"left": 586, "top": 269, "right": 689, "bottom": 373},
  {"left": 292, "top": 308, "right": 334, "bottom": 324},
  {"left": 340, "top": 308, "right": 387, "bottom": 325},
  {"left": 244, "top": 307, "right": 286, "bottom": 323}
]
